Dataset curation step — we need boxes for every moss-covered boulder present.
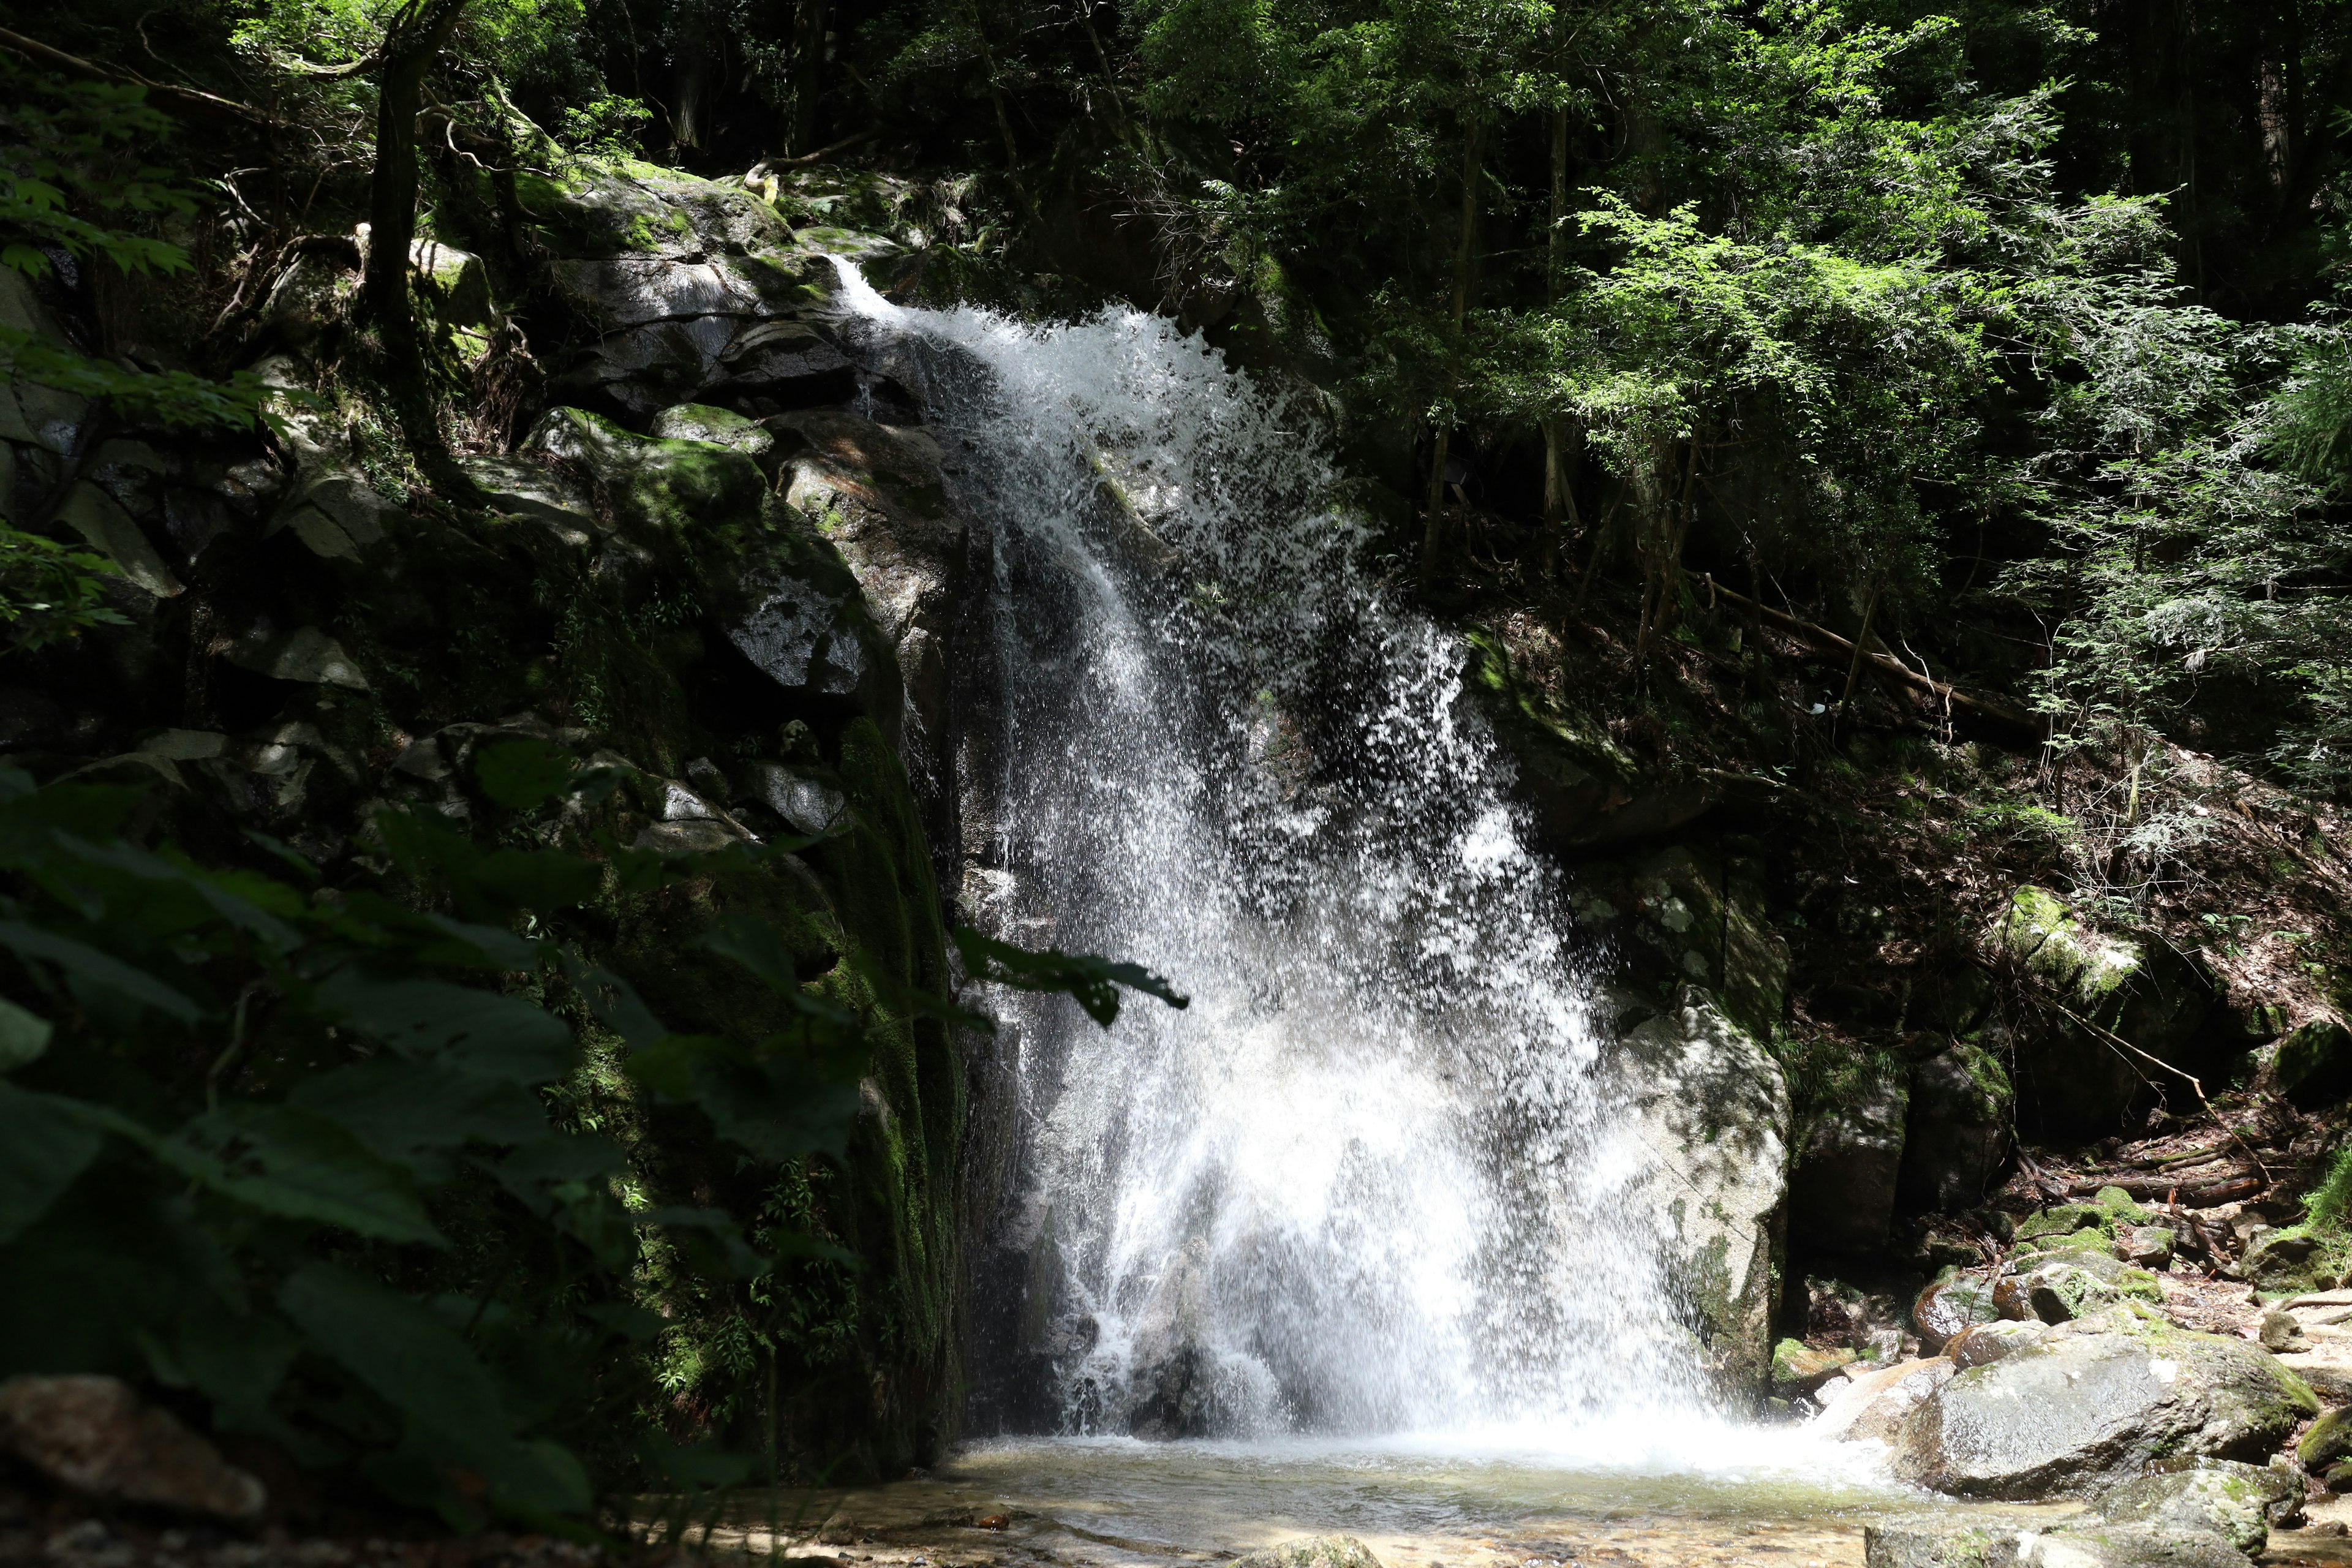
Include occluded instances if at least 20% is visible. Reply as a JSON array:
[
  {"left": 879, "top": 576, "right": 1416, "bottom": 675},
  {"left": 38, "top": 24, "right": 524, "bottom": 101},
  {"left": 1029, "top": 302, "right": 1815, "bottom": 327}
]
[
  {"left": 1892, "top": 1306, "right": 2318, "bottom": 1498},
  {"left": 1615, "top": 986, "right": 1790, "bottom": 1397},
  {"left": 1988, "top": 887, "right": 2214, "bottom": 1137},
  {"left": 2087, "top": 1458, "right": 2303, "bottom": 1555},
  {"left": 1771, "top": 1338, "right": 1856, "bottom": 1396}
]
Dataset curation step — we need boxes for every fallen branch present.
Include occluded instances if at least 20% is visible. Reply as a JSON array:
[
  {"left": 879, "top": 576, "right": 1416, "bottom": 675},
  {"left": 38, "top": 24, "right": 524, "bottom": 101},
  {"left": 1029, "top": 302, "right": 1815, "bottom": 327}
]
[
  {"left": 1691, "top": 569, "right": 2045, "bottom": 737},
  {"left": 0, "top": 24, "right": 273, "bottom": 124},
  {"left": 748, "top": 126, "right": 883, "bottom": 179}
]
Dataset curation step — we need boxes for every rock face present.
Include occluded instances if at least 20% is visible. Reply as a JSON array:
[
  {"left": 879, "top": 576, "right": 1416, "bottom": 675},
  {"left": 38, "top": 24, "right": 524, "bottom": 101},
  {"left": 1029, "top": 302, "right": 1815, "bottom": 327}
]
[
  {"left": 1787, "top": 1066, "right": 1909, "bottom": 1253},
  {"left": 1891, "top": 1310, "right": 2318, "bottom": 1498},
  {"left": 1986, "top": 887, "right": 2212, "bottom": 1137},
  {"left": 1615, "top": 987, "right": 1790, "bottom": 1395},
  {"left": 0, "top": 1375, "right": 265, "bottom": 1520},
  {"left": 1898, "top": 1039, "right": 2013, "bottom": 1213}
]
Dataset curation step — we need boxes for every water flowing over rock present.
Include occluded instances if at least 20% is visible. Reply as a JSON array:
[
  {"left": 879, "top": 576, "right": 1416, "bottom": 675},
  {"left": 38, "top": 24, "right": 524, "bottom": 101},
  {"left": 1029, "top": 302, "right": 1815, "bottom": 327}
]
[{"left": 829, "top": 266, "right": 1716, "bottom": 1434}]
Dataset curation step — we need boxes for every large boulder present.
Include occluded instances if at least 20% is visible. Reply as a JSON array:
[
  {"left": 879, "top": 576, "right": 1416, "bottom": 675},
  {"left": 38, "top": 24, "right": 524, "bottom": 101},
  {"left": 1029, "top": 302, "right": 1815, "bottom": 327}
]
[
  {"left": 1787, "top": 1065, "right": 1908, "bottom": 1253},
  {"left": 1987, "top": 888, "right": 2212, "bottom": 1137},
  {"left": 1899, "top": 1038, "right": 2013, "bottom": 1213},
  {"left": 1891, "top": 1308, "right": 2318, "bottom": 1498},
  {"left": 1615, "top": 986, "right": 1790, "bottom": 1395},
  {"left": 2086, "top": 1458, "right": 2301, "bottom": 1555}
]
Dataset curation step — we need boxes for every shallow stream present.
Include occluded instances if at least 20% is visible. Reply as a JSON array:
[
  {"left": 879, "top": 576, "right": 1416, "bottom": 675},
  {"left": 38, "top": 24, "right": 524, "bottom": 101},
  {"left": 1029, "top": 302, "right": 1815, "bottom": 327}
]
[{"left": 702, "top": 1434, "right": 2075, "bottom": 1568}]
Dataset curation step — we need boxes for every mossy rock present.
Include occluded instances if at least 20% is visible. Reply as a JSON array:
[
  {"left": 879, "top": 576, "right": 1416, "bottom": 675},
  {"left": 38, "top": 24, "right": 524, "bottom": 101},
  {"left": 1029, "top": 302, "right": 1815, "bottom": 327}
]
[
  {"left": 2018, "top": 1204, "right": 2113, "bottom": 1242},
  {"left": 1989, "top": 886, "right": 2213, "bottom": 1137},
  {"left": 2297, "top": 1405, "right": 2352, "bottom": 1468},
  {"left": 1771, "top": 1338, "right": 1857, "bottom": 1395}
]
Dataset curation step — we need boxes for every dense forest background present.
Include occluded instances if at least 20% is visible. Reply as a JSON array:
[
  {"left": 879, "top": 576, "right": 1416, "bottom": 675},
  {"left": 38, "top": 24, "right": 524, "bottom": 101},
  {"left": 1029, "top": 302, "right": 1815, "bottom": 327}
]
[{"left": 11, "top": 0, "right": 2352, "bottom": 1545}]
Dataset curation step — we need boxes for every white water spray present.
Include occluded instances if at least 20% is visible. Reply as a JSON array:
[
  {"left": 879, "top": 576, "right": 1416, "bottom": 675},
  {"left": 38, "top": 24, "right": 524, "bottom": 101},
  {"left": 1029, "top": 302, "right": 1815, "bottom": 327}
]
[{"left": 830, "top": 260, "right": 1720, "bottom": 1444}]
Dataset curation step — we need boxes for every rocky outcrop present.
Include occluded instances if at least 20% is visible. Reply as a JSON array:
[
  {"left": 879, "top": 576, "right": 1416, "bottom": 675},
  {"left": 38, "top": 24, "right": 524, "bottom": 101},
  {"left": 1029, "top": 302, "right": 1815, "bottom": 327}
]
[
  {"left": 1615, "top": 986, "right": 1790, "bottom": 1395},
  {"left": 1890, "top": 1308, "right": 2317, "bottom": 1498}
]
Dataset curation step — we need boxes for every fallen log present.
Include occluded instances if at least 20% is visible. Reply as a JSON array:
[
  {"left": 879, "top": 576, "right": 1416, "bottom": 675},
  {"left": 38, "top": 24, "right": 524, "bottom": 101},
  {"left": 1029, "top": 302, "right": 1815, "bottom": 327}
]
[{"left": 1686, "top": 570, "right": 2045, "bottom": 737}]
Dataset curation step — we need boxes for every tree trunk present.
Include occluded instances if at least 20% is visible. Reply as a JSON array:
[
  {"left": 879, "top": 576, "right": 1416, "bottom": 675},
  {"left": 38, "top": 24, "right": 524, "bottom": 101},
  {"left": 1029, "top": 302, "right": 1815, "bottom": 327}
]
[{"left": 363, "top": 0, "right": 471, "bottom": 375}]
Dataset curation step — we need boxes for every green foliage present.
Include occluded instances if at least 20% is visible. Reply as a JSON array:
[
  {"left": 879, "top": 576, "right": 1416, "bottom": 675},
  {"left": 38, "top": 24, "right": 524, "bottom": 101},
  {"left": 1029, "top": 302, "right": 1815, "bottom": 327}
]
[
  {"left": 951, "top": 927, "right": 1190, "bottom": 1027},
  {"left": 0, "top": 61, "right": 271, "bottom": 432},
  {"left": 0, "top": 742, "right": 1174, "bottom": 1528}
]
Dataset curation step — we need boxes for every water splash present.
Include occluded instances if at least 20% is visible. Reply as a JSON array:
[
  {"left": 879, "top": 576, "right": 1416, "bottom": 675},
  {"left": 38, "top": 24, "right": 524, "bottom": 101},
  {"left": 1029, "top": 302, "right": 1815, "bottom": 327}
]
[{"left": 829, "top": 260, "right": 1717, "bottom": 1443}]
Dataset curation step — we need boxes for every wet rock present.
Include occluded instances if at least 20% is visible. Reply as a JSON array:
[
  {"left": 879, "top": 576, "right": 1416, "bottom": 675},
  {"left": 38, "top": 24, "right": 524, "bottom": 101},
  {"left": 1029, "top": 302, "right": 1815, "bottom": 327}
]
[
  {"left": 1946, "top": 1319, "right": 2051, "bottom": 1368},
  {"left": 1771, "top": 1339, "right": 1856, "bottom": 1398},
  {"left": 717, "top": 318, "right": 856, "bottom": 407},
  {"left": 1891, "top": 1311, "right": 2318, "bottom": 1498},
  {"left": 1914, "top": 1273, "right": 2002, "bottom": 1353},
  {"left": 1577, "top": 845, "right": 1789, "bottom": 1039},
  {"left": 1788, "top": 1066, "right": 1909, "bottom": 1253},
  {"left": 0, "top": 1374, "right": 265, "bottom": 1520},
  {"left": 2087, "top": 1458, "right": 2302, "bottom": 1553},
  {"left": 1127, "top": 1236, "right": 1213, "bottom": 1440},
  {"left": 1898, "top": 1039, "right": 2013, "bottom": 1215},
  {"left": 1987, "top": 887, "right": 2213, "bottom": 1137},
  {"left": 1615, "top": 986, "right": 1790, "bottom": 1394},
  {"left": 1814, "top": 1356, "right": 1954, "bottom": 1442},
  {"left": 1228, "top": 1539, "right": 1384, "bottom": 1568}
]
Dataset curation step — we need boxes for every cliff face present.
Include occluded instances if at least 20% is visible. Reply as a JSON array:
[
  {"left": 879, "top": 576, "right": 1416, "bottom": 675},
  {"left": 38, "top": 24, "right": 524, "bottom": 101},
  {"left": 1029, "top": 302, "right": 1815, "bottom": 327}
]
[{"left": 0, "top": 153, "right": 990, "bottom": 1479}]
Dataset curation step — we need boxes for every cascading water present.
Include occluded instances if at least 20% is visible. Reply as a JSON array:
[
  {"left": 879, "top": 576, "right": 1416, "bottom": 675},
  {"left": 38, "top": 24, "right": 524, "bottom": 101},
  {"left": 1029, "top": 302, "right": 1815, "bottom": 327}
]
[{"left": 829, "top": 261, "right": 1714, "bottom": 1446}]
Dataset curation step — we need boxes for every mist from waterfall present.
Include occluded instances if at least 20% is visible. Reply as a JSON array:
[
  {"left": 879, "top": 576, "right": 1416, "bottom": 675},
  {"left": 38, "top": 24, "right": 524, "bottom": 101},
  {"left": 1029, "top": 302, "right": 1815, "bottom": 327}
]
[{"left": 829, "top": 261, "right": 1719, "bottom": 1449}]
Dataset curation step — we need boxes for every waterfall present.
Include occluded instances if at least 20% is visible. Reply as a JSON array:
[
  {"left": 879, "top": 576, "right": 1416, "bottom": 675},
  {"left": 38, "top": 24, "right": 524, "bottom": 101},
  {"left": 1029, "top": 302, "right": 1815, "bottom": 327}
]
[{"left": 830, "top": 262, "right": 1716, "bottom": 1444}]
